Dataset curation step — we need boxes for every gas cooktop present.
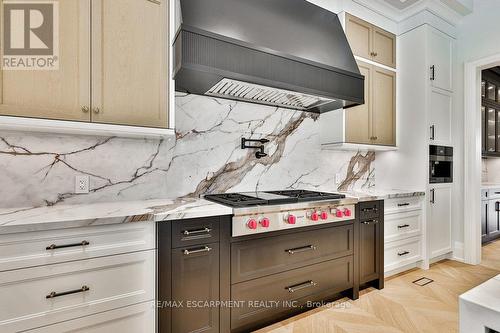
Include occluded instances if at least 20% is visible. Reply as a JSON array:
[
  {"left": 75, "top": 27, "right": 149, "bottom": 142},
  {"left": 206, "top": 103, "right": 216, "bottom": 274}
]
[{"left": 204, "top": 190, "right": 346, "bottom": 207}]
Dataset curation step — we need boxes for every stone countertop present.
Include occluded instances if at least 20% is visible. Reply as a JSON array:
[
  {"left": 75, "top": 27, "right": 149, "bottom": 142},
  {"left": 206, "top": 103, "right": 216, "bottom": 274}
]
[
  {"left": 0, "top": 189, "right": 426, "bottom": 235},
  {"left": 0, "top": 198, "right": 232, "bottom": 234},
  {"left": 459, "top": 274, "right": 500, "bottom": 332},
  {"left": 341, "top": 189, "right": 426, "bottom": 202},
  {"left": 481, "top": 183, "right": 500, "bottom": 189}
]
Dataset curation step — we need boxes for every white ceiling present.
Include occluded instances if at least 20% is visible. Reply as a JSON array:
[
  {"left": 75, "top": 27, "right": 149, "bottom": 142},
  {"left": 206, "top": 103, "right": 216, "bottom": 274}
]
[{"left": 381, "top": 0, "right": 422, "bottom": 9}]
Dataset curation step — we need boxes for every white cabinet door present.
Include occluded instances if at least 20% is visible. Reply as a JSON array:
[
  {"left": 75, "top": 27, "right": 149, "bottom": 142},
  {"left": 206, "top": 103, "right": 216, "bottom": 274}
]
[
  {"left": 428, "top": 28, "right": 453, "bottom": 92},
  {"left": 428, "top": 88, "right": 452, "bottom": 144},
  {"left": 429, "top": 186, "right": 452, "bottom": 258},
  {"left": 27, "top": 301, "right": 155, "bottom": 333}
]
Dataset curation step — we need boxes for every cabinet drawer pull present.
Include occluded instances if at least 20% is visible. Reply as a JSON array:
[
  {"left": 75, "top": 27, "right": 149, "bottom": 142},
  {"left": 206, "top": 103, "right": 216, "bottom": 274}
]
[
  {"left": 362, "top": 219, "right": 379, "bottom": 225},
  {"left": 430, "top": 65, "right": 435, "bottom": 81},
  {"left": 397, "top": 224, "right": 410, "bottom": 229},
  {"left": 46, "top": 285, "right": 90, "bottom": 299},
  {"left": 183, "top": 246, "right": 212, "bottom": 255},
  {"left": 285, "top": 280, "right": 317, "bottom": 293},
  {"left": 46, "top": 240, "right": 90, "bottom": 250},
  {"left": 398, "top": 251, "right": 410, "bottom": 256},
  {"left": 285, "top": 245, "right": 317, "bottom": 255},
  {"left": 397, "top": 203, "right": 410, "bottom": 207},
  {"left": 182, "top": 227, "right": 212, "bottom": 236}
]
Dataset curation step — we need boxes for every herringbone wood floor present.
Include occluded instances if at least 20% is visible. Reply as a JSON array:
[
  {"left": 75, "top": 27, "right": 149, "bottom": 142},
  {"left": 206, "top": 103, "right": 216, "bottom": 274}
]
[{"left": 257, "top": 240, "right": 500, "bottom": 333}]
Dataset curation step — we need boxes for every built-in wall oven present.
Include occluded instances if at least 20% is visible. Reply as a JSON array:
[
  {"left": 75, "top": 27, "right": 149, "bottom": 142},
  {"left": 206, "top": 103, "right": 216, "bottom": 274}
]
[{"left": 429, "top": 145, "right": 453, "bottom": 183}]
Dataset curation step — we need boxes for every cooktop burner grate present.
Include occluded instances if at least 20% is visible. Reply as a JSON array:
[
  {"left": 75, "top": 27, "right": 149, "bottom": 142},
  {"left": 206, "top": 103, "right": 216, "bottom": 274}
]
[
  {"left": 203, "top": 193, "right": 268, "bottom": 207},
  {"left": 265, "top": 190, "right": 345, "bottom": 202},
  {"left": 204, "top": 190, "right": 346, "bottom": 207}
]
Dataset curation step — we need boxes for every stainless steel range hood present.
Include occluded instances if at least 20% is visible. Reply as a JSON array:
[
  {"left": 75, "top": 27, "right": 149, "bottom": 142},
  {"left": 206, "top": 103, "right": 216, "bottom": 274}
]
[{"left": 173, "top": 0, "right": 364, "bottom": 113}]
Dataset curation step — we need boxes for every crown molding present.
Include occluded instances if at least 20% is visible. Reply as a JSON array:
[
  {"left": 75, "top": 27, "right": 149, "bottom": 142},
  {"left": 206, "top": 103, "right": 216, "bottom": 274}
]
[{"left": 351, "top": 0, "right": 467, "bottom": 26}]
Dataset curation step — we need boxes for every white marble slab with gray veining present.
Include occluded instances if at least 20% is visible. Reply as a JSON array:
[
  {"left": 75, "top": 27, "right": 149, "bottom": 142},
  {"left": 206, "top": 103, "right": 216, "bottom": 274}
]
[{"left": 0, "top": 198, "right": 232, "bottom": 234}]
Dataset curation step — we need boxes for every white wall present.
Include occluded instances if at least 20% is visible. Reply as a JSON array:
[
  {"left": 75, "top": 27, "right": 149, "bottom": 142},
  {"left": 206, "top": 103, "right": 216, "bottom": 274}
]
[{"left": 482, "top": 159, "right": 500, "bottom": 183}]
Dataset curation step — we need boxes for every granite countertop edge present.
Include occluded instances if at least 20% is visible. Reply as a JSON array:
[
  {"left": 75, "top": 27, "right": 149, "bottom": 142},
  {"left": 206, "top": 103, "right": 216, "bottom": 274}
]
[
  {"left": 341, "top": 189, "right": 426, "bottom": 202},
  {"left": 0, "top": 198, "right": 233, "bottom": 235}
]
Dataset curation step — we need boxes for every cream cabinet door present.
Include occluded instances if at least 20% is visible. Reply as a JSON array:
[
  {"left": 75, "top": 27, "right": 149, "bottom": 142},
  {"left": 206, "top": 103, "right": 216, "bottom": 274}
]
[
  {"left": 0, "top": 0, "right": 91, "bottom": 121},
  {"left": 346, "top": 61, "right": 371, "bottom": 144},
  {"left": 345, "top": 14, "right": 372, "bottom": 61},
  {"left": 372, "top": 66, "right": 396, "bottom": 146},
  {"left": 91, "top": 0, "right": 168, "bottom": 128},
  {"left": 372, "top": 27, "right": 396, "bottom": 68}
]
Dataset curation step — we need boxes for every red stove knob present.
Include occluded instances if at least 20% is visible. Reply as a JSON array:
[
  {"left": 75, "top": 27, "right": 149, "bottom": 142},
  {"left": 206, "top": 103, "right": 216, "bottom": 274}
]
[
  {"left": 310, "top": 211, "right": 319, "bottom": 221},
  {"left": 335, "top": 209, "right": 343, "bottom": 218},
  {"left": 260, "top": 217, "right": 270, "bottom": 228},
  {"left": 320, "top": 211, "right": 328, "bottom": 220},
  {"left": 344, "top": 208, "right": 352, "bottom": 217},
  {"left": 247, "top": 219, "right": 258, "bottom": 229},
  {"left": 287, "top": 214, "right": 296, "bottom": 224}
]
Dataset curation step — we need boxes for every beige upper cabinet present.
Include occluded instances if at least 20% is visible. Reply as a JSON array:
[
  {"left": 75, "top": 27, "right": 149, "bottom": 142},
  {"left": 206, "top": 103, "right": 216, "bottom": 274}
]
[
  {"left": 0, "top": 0, "right": 169, "bottom": 128},
  {"left": 91, "top": 0, "right": 168, "bottom": 128},
  {"left": 346, "top": 62, "right": 371, "bottom": 144},
  {"left": 345, "top": 14, "right": 396, "bottom": 69},
  {"left": 371, "top": 66, "right": 396, "bottom": 145},
  {"left": 0, "top": 0, "right": 91, "bottom": 122},
  {"left": 345, "top": 60, "right": 395, "bottom": 146}
]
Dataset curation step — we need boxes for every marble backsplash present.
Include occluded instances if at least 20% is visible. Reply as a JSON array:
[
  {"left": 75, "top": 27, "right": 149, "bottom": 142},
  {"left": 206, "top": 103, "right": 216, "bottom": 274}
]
[{"left": 0, "top": 94, "right": 375, "bottom": 208}]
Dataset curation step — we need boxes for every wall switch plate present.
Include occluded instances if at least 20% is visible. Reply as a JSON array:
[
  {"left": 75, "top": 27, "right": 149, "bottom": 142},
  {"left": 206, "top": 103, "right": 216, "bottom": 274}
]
[
  {"left": 335, "top": 173, "right": 342, "bottom": 185},
  {"left": 75, "top": 175, "right": 90, "bottom": 194}
]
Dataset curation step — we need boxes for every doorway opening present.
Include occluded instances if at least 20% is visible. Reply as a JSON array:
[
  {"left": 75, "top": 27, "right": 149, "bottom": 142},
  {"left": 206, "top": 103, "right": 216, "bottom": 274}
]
[{"left": 464, "top": 54, "right": 500, "bottom": 265}]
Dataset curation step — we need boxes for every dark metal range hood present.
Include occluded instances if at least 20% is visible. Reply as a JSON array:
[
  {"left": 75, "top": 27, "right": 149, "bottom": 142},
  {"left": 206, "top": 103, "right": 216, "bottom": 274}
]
[{"left": 173, "top": 0, "right": 364, "bottom": 113}]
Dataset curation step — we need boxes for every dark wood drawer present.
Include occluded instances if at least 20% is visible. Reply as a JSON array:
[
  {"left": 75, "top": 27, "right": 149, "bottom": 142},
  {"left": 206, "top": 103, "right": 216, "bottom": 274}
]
[
  {"left": 171, "top": 217, "right": 220, "bottom": 248},
  {"left": 359, "top": 201, "right": 381, "bottom": 220},
  {"left": 231, "top": 256, "right": 353, "bottom": 332},
  {"left": 231, "top": 224, "right": 353, "bottom": 283}
]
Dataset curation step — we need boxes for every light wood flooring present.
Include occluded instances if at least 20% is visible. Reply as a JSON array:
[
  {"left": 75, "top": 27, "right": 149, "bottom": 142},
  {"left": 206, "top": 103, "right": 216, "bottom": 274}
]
[{"left": 256, "top": 240, "right": 500, "bottom": 333}]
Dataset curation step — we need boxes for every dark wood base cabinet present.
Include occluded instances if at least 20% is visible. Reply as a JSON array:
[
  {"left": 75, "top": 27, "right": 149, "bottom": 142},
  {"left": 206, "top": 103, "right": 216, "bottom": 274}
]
[
  {"left": 158, "top": 201, "right": 384, "bottom": 333},
  {"left": 358, "top": 201, "right": 385, "bottom": 289}
]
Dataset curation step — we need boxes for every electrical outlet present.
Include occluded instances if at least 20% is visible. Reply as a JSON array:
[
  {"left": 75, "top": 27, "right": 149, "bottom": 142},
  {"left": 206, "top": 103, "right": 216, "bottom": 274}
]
[{"left": 75, "top": 175, "right": 90, "bottom": 194}]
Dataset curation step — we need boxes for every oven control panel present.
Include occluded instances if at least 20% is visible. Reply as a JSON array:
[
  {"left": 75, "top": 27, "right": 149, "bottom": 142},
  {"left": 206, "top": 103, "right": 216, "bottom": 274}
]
[{"left": 232, "top": 204, "right": 356, "bottom": 237}]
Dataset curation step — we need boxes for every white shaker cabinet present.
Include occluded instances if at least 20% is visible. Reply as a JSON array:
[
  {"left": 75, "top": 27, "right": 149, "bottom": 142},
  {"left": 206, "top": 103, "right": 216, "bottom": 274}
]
[
  {"left": 428, "top": 185, "right": 452, "bottom": 258},
  {"left": 429, "top": 88, "right": 453, "bottom": 145},
  {"left": 428, "top": 28, "right": 453, "bottom": 92}
]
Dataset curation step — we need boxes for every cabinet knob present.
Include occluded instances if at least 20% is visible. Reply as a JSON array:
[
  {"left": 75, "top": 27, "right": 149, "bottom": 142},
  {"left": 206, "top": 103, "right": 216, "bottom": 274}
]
[
  {"left": 373, "top": 52, "right": 378, "bottom": 57},
  {"left": 81, "top": 106, "right": 89, "bottom": 113},
  {"left": 93, "top": 107, "right": 100, "bottom": 114}
]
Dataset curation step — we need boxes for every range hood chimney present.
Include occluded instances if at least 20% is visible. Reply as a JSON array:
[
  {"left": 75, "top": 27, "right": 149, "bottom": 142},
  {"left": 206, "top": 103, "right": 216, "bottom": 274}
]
[{"left": 173, "top": 0, "right": 364, "bottom": 113}]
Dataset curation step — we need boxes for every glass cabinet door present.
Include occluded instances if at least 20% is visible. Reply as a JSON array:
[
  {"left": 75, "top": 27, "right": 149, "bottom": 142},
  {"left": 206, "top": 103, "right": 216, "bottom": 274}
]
[
  {"left": 482, "top": 106, "right": 486, "bottom": 152},
  {"left": 487, "top": 82, "right": 497, "bottom": 101},
  {"left": 487, "top": 107, "right": 496, "bottom": 152},
  {"left": 497, "top": 109, "right": 500, "bottom": 153}
]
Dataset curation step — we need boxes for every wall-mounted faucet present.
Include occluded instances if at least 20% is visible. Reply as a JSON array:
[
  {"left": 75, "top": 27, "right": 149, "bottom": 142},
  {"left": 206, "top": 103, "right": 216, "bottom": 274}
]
[{"left": 241, "top": 138, "right": 269, "bottom": 159}]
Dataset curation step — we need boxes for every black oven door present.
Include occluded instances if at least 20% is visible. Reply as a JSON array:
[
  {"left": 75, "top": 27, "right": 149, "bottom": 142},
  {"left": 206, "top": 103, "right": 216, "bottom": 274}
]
[{"left": 429, "top": 158, "right": 453, "bottom": 183}]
